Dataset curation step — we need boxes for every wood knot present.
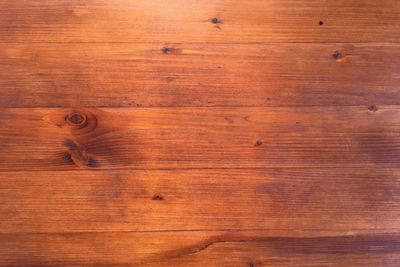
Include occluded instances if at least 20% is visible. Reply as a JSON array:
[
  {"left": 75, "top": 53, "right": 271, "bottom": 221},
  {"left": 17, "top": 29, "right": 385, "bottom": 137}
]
[
  {"left": 161, "top": 47, "right": 171, "bottom": 54},
  {"left": 332, "top": 50, "right": 342, "bottom": 60},
  {"left": 161, "top": 46, "right": 182, "bottom": 55},
  {"left": 368, "top": 105, "right": 378, "bottom": 112},
  {"left": 64, "top": 109, "right": 98, "bottom": 134},
  {"left": 66, "top": 111, "right": 88, "bottom": 130},
  {"left": 64, "top": 139, "right": 98, "bottom": 168},
  {"left": 66, "top": 112, "right": 87, "bottom": 128},
  {"left": 255, "top": 140, "right": 263, "bottom": 147},
  {"left": 211, "top": 17, "right": 221, "bottom": 24},
  {"left": 152, "top": 194, "right": 164, "bottom": 201}
]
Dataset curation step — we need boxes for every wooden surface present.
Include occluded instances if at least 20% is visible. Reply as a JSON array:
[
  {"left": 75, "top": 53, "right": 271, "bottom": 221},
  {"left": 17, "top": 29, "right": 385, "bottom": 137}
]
[{"left": 0, "top": 0, "right": 400, "bottom": 266}]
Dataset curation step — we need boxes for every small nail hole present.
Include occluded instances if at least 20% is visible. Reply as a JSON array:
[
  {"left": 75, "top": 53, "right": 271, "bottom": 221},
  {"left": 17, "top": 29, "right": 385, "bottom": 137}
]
[
  {"left": 161, "top": 47, "right": 170, "bottom": 54},
  {"left": 319, "top": 21, "right": 324, "bottom": 26},
  {"left": 211, "top": 17, "right": 221, "bottom": 24},
  {"left": 333, "top": 51, "right": 342, "bottom": 60},
  {"left": 255, "top": 140, "right": 263, "bottom": 147},
  {"left": 152, "top": 194, "right": 164, "bottom": 201}
]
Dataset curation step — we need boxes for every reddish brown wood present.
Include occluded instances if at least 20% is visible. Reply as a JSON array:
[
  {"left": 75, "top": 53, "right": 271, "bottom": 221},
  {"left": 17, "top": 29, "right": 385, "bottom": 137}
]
[
  {"left": 1, "top": 43, "right": 400, "bottom": 107},
  {"left": 1, "top": 230, "right": 399, "bottom": 266},
  {"left": 0, "top": 106, "right": 399, "bottom": 170},
  {"left": 1, "top": 0, "right": 400, "bottom": 265},
  {"left": 0, "top": 168, "right": 399, "bottom": 233}
]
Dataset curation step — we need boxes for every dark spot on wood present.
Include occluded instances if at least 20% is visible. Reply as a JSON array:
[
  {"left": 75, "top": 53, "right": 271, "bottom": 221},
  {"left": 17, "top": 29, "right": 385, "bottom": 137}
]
[
  {"left": 64, "top": 139, "right": 80, "bottom": 150},
  {"left": 162, "top": 47, "right": 171, "bottom": 54},
  {"left": 62, "top": 152, "right": 74, "bottom": 163},
  {"left": 249, "top": 263, "right": 257, "bottom": 267},
  {"left": 152, "top": 194, "right": 164, "bottom": 201},
  {"left": 87, "top": 157, "right": 100, "bottom": 168},
  {"left": 211, "top": 17, "right": 221, "bottom": 24},
  {"left": 161, "top": 46, "right": 182, "bottom": 55},
  {"left": 368, "top": 105, "right": 378, "bottom": 112},
  {"left": 66, "top": 111, "right": 87, "bottom": 128},
  {"left": 64, "top": 110, "right": 93, "bottom": 131},
  {"left": 319, "top": 20, "right": 324, "bottom": 26},
  {"left": 333, "top": 50, "right": 342, "bottom": 60},
  {"left": 64, "top": 109, "right": 98, "bottom": 134},
  {"left": 69, "top": 113, "right": 84, "bottom": 124},
  {"left": 63, "top": 139, "right": 97, "bottom": 167},
  {"left": 255, "top": 140, "right": 263, "bottom": 147},
  {"left": 266, "top": 97, "right": 271, "bottom": 101}
]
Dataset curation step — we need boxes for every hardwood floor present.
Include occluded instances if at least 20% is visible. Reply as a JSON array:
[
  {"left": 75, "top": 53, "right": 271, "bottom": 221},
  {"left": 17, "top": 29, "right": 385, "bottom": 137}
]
[{"left": 0, "top": 0, "right": 399, "bottom": 266}]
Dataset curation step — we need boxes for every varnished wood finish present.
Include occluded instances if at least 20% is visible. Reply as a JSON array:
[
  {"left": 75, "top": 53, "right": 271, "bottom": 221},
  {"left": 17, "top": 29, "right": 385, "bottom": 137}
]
[
  {"left": 1, "top": 230, "right": 400, "bottom": 266},
  {"left": 0, "top": 0, "right": 399, "bottom": 266},
  {"left": 0, "top": 106, "right": 399, "bottom": 170},
  {"left": 1, "top": 43, "right": 400, "bottom": 108},
  {"left": 0, "top": 168, "right": 399, "bottom": 233}
]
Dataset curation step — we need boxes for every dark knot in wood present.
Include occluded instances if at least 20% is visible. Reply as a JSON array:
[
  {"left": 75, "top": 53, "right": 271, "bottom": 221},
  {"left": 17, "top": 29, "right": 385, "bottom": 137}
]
[
  {"left": 368, "top": 105, "right": 378, "bottom": 112},
  {"left": 152, "top": 194, "right": 164, "bottom": 201},
  {"left": 211, "top": 17, "right": 221, "bottom": 24},
  {"left": 64, "top": 139, "right": 98, "bottom": 168},
  {"left": 66, "top": 111, "right": 88, "bottom": 129},
  {"left": 64, "top": 109, "right": 98, "bottom": 134},
  {"left": 254, "top": 140, "right": 263, "bottom": 147},
  {"left": 333, "top": 50, "right": 342, "bottom": 60}
]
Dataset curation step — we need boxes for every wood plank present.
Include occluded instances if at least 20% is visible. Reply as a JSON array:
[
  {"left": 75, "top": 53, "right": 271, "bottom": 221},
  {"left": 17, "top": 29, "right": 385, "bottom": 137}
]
[
  {"left": 1, "top": 1, "right": 399, "bottom": 265},
  {"left": 0, "top": 230, "right": 399, "bottom": 266},
  {"left": 0, "top": 168, "right": 399, "bottom": 233},
  {"left": 1, "top": 0, "right": 399, "bottom": 44},
  {"left": 0, "top": 106, "right": 399, "bottom": 170},
  {"left": 1, "top": 42, "right": 399, "bottom": 107}
]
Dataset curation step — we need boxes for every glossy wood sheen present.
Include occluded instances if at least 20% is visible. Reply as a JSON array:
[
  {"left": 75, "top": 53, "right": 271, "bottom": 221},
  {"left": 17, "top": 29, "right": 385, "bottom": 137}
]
[
  {"left": 0, "top": 0, "right": 399, "bottom": 266},
  {"left": 0, "top": 168, "right": 399, "bottom": 233},
  {"left": 0, "top": 106, "right": 400, "bottom": 170},
  {"left": 1, "top": 43, "right": 400, "bottom": 108},
  {"left": 1, "top": 230, "right": 400, "bottom": 266}
]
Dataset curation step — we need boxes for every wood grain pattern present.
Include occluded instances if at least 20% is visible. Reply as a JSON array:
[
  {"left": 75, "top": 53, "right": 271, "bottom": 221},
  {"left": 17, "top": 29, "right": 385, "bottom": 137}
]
[
  {"left": 1, "top": 230, "right": 399, "bottom": 266},
  {"left": 1, "top": 0, "right": 400, "bottom": 265},
  {"left": 0, "top": 168, "right": 399, "bottom": 233},
  {"left": 1, "top": 1, "right": 400, "bottom": 108},
  {"left": 0, "top": 106, "right": 399, "bottom": 170},
  {"left": 1, "top": 0, "right": 399, "bottom": 44},
  {"left": 1, "top": 43, "right": 399, "bottom": 108}
]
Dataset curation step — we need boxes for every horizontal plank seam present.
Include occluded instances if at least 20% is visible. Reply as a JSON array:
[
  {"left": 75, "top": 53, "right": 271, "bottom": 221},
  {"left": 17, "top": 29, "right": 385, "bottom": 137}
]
[
  {"left": 0, "top": 104, "right": 396, "bottom": 109},
  {"left": 0, "top": 166, "right": 398, "bottom": 173},
  {"left": 1, "top": 41, "right": 400, "bottom": 45},
  {"left": 1, "top": 228, "right": 400, "bottom": 235}
]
